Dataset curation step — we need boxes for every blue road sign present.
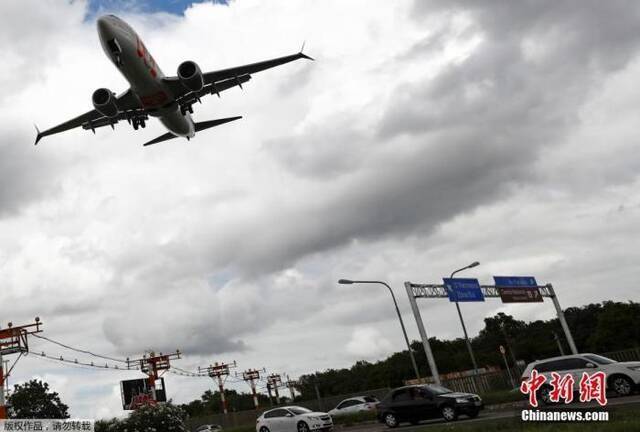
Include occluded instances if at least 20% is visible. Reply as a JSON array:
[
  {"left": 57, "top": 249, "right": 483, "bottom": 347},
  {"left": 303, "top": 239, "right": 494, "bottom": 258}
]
[
  {"left": 493, "top": 276, "right": 543, "bottom": 303},
  {"left": 443, "top": 278, "right": 485, "bottom": 302},
  {"left": 493, "top": 276, "right": 538, "bottom": 287}
]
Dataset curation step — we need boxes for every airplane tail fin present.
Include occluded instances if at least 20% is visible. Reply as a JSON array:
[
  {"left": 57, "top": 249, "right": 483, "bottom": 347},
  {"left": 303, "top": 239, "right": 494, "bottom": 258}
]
[{"left": 143, "top": 116, "right": 243, "bottom": 147}]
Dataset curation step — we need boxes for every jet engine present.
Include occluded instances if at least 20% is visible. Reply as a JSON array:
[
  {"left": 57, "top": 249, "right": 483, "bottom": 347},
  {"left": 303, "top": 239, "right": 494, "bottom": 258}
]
[
  {"left": 92, "top": 88, "right": 119, "bottom": 118},
  {"left": 178, "top": 60, "right": 204, "bottom": 92}
]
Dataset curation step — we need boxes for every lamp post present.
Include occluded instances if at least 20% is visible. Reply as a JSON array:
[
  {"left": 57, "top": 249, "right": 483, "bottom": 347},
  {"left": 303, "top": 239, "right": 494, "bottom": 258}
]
[
  {"left": 338, "top": 279, "right": 421, "bottom": 380},
  {"left": 448, "top": 262, "right": 480, "bottom": 375}
]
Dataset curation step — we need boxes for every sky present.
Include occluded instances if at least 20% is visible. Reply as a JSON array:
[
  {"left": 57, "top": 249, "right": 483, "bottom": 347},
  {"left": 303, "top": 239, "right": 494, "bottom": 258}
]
[{"left": 1, "top": 0, "right": 640, "bottom": 420}]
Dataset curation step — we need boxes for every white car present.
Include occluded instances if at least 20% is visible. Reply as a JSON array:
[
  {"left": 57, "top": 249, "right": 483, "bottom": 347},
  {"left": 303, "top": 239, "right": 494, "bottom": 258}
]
[
  {"left": 256, "top": 406, "right": 333, "bottom": 432},
  {"left": 328, "top": 396, "right": 379, "bottom": 417},
  {"left": 521, "top": 353, "right": 640, "bottom": 404}
]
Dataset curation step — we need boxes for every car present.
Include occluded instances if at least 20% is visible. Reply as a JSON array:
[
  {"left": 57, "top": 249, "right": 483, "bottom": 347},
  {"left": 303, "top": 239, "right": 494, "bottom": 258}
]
[
  {"left": 195, "top": 425, "right": 222, "bottom": 432},
  {"left": 376, "top": 384, "right": 483, "bottom": 428},
  {"left": 521, "top": 353, "right": 640, "bottom": 404},
  {"left": 328, "top": 396, "right": 379, "bottom": 417},
  {"left": 256, "top": 406, "right": 333, "bottom": 432}
]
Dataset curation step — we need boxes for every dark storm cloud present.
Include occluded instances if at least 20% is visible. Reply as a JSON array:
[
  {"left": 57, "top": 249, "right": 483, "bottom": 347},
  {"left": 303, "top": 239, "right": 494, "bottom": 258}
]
[{"left": 254, "top": 0, "right": 640, "bottom": 273}]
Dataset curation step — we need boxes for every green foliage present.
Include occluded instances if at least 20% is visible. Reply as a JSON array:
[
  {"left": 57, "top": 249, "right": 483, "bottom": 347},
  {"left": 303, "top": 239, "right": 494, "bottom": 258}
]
[
  {"left": 95, "top": 404, "right": 188, "bottom": 432},
  {"left": 8, "top": 380, "right": 69, "bottom": 419},
  {"left": 180, "top": 388, "right": 270, "bottom": 417},
  {"left": 296, "top": 301, "right": 639, "bottom": 400},
  {"left": 94, "top": 417, "right": 123, "bottom": 432},
  {"left": 125, "top": 404, "right": 188, "bottom": 431}
]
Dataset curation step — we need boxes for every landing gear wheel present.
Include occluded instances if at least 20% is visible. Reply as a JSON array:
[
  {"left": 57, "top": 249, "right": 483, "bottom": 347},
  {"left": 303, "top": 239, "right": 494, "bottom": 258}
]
[
  {"left": 140, "top": 119, "right": 146, "bottom": 128},
  {"left": 383, "top": 413, "right": 398, "bottom": 428},
  {"left": 441, "top": 405, "right": 458, "bottom": 422},
  {"left": 611, "top": 376, "right": 633, "bottom": 396}
]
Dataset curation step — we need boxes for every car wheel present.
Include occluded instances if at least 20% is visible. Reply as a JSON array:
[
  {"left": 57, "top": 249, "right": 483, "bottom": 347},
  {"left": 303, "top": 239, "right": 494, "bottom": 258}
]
[
  {"left": 610, "top": 375, "right": 633, "bottom": 396},
  {"left": 259, "top": 427, "right": 270, "bottom": 432},
  {"left": 297, "top": 421, "right": 310, "bottom": 432},
  {"left": 537, "top": 385, "right": 553, "bottom": 405},
  {"left": 383, "top": 412, "right": 399, "bottom": 428},
  {"left": 440, "top": 405, "right": 458, "bottom": 422}
]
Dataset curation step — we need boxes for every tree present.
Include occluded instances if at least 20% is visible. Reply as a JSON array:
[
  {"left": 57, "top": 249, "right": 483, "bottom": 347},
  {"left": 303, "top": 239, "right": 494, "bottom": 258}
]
[
  {"left": 8, "top": 380, "right": 69, "bottom": 419},
  {"left": 124, "top": 403, "right": 188, "bottom": 432}
]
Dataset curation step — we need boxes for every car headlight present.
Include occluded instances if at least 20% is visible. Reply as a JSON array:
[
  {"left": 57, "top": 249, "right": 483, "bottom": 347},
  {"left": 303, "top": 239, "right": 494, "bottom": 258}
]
[
  {"left": 455, "top": 398, "right": 470, "bottom": 403},
  {"left": 309, "top": 416, "right": 321, "bottom": 421},
  {"left": 627, "top": 366, "right": 640, "bottom": 371}
]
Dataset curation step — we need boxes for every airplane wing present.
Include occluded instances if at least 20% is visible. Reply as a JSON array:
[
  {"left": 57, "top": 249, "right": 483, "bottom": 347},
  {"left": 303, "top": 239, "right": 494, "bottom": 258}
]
[
  {"left": 201, "top": 50, "right": 313, "bottom": 85},
  {"left": 162, "top": 49, "right": 313, "bottom": 103},
  {"left": 34, "top": 89, "right": 142, "bottom": 145}
]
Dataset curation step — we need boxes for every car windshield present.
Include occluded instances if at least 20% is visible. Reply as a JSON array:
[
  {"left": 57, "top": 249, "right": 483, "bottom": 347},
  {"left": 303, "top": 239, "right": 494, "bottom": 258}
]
[
  {"left": 288, "top": 407, "right": 312, "bottom": 415},
  {"left": 424, "top": 385, "right": 452, "bottom": 395},
  {"left": 584, "top": 354, "right": 617, "bottom": 365}
]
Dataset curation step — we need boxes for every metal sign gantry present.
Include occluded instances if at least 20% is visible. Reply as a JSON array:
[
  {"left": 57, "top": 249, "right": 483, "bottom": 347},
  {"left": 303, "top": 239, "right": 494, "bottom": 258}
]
[{"left": 404, "top": 282, "right": 577, "bottom": 385}]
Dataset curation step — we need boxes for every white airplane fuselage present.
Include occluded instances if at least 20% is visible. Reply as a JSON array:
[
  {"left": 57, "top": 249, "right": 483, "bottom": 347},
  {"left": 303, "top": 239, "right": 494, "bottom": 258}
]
[{"left": 97, "top": 15, "right": 195, "bottom": 138}]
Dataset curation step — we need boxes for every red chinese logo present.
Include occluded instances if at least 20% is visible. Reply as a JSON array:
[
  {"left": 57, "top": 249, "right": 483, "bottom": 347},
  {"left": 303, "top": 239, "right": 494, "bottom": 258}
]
[
  {"left": 520, "top": 369, "right": 547, "bottom": 407},
  {"left": 549, "top": 372, "right": 575, "bottom": 403},
  {"left": 579, "top": 371, "right": 607, "bottom": 406},
  {"left": 520, "top": 370, "right": 608, "bottom": 407}
]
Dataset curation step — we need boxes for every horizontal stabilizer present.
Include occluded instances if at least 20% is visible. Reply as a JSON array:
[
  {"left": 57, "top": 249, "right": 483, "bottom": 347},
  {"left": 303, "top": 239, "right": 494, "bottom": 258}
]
[
  {"left": 194, "top": 116, "right": 242, "bottom": 132},
  {"left": 143, "top": 116, "right": 242, "bottom": 147},
  {"left": 143, "top": 131, "right": 177, "bottom": 147}
]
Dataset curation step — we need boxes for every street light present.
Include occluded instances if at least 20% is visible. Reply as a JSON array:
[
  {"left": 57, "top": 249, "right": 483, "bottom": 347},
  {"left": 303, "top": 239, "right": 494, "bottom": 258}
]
[
  {"left": 338, "top": 279, "right": 421, "bottom": 380},
  {"left": 448, "top": 261, "right": 480, "bottom": 376}
]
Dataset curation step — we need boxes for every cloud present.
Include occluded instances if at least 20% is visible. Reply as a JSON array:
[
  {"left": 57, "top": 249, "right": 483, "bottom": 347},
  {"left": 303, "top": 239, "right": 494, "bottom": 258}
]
[
  {"left": 346, "top": 327, "right": 393, "bottom": 359},
  {"left": 2, "top": 0, "right": 640, "bottom": 419}
]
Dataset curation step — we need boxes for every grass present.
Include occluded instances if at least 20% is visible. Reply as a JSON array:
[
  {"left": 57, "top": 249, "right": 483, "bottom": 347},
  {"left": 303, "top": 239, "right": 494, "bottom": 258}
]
[
  {"left": 479, "top": 389, "right": 525, "bottom": 407},
  {"left": 416, "top": 404, "right": 639, "bottom": 432},
  {"left": 332, "top": 411, "right": 378, "bottom": 426}
]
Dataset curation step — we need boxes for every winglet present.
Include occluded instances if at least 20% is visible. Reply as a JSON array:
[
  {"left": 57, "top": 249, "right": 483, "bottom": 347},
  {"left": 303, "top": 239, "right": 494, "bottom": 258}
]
[
  {"left": 299, "top": 41, "right": 314, "bottom": 61},
  {"left": 34, "top": 124, "right": 43, "bottom": 146}
]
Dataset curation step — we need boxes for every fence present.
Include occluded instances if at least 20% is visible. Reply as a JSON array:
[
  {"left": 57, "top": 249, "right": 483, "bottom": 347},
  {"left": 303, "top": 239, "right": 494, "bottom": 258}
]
[
  {"left": 440, "top": 368, "right": 520, "bottom": 394},
  {"left": 602, "top": 347, "right": 640, "bottom": 363}
]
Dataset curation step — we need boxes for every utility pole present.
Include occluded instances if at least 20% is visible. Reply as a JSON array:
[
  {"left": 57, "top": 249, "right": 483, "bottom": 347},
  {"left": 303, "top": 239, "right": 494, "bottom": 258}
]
[
  {"left": 2, "top": 361, "right": 7, "bottom": 395},
  {"left": 285, "top": 375, "right": 298, "bottom": 402},
  {"left": 128, "top": 350, "right": 181, "bottom": 405},
  {"left": 267, "top": 374, "right": 282, "bottom": 405},
  {"left": 547, "top": 284, "right": 578, "bottom": 354},
  {"left": 266, "top": 382, "right": 274, "bottom": 406},
  {"left": 0, "top": 318, "right": 43, "bottom": 419},
  {"left": 239, "top": 368, "right": 264, "bottom": 409},
  {"left": 199, "top": 361, "right": 236, "bottom": 415},
  {"left": 552, "top": 331, "right": 566, "bottom": 356}
]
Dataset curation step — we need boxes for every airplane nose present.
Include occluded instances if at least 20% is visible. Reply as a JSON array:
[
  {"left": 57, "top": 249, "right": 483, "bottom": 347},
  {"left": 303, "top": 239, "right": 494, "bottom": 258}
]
[{"left": 96, "top": 16, "right": 112, "bottom": 39}]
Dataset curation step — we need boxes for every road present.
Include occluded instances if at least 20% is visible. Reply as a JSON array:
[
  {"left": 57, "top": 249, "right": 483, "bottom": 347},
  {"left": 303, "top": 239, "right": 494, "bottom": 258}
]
[{"left": 341, "top": 394, "right": 640, "bottom": 431}]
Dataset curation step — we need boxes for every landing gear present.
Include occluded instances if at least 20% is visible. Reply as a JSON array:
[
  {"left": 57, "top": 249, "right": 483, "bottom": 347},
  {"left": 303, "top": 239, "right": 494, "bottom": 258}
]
[{"left": 132, "top": 118, "right": 146, "bottom": 130}]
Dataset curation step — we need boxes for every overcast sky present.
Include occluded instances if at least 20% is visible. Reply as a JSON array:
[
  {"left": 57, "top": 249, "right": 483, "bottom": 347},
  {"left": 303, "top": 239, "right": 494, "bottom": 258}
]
[{"left": 1, "top": 0, "right": 640, "bottom": 419}]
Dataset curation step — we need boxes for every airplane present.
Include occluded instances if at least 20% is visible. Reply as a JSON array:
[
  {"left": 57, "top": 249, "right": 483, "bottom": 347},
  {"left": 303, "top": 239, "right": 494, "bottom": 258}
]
[{"left": 35, "top": 14, "right": 312, "bottom": 146}]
